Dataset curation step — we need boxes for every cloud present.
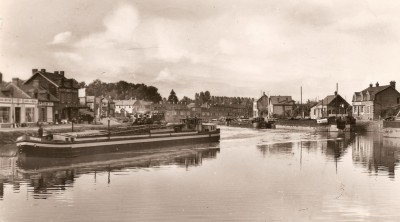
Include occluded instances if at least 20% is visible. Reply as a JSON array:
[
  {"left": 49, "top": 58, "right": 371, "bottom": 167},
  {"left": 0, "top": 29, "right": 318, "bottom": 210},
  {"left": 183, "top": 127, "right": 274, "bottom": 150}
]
[
  {"left": 49, "top": 31, "right": 72, "bottom": 44},
  {"left": 153, "top": 68, "right": 177, "bottom": 82},
  {"left": 77, "top": 4, "right": 140, "bottom": 48}
]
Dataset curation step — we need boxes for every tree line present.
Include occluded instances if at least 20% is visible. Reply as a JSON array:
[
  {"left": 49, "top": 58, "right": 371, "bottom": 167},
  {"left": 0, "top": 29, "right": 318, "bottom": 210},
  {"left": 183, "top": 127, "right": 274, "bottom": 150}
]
[{"left": 84, "top": 79, "right": 162, "bottom": 103}]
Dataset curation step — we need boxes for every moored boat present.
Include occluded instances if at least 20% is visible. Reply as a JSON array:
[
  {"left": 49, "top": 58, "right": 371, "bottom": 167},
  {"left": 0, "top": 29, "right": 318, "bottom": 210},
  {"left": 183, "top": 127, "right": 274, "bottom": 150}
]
[{"left": 16, "top": 118, "right": 220, "bottom": 157}]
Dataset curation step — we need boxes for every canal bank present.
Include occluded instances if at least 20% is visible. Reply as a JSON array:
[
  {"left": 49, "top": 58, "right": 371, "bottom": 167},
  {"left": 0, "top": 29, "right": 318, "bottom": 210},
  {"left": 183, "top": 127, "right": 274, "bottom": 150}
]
[{"left": 224, "top": 119, "right": 390, "bottom": 133}]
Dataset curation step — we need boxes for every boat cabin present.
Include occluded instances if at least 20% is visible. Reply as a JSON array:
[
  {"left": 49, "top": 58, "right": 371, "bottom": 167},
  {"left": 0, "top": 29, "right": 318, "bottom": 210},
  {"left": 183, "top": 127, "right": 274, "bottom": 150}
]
[{"left": 201, "top": 123, "right": 218, "bottom": 132}]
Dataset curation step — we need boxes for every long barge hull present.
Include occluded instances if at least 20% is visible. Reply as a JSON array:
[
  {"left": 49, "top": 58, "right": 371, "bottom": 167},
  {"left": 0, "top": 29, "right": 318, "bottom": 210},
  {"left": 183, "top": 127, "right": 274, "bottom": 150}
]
[{"left": 17, "top": 131, "right": 220, "bottom": 157}]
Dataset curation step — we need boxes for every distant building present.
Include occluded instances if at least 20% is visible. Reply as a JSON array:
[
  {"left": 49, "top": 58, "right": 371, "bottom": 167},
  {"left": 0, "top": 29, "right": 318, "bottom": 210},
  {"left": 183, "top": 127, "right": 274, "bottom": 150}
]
[
  {"left": 256, "top": 93, "right": 269, "bottom": 118},
  {"left": 352, "top": 81, "right": 400, "bottom": 120},
  {"left": 269, "top": 96, "right": 295, "bottom": 118},
  {"left": 114, "top": 99, "right": 137, "bottom": 116},
  {"left": 310, "top": 92, "right": 350, "bottom": 119},
  {"left": 24, "top": 69, "right": 80, "bottom": 122},
  {"left": 133, "top": 100, "right": 153, "bottom": 114},
  {"left": 0, "top": 74, "right": 39, "bottom": 127}
]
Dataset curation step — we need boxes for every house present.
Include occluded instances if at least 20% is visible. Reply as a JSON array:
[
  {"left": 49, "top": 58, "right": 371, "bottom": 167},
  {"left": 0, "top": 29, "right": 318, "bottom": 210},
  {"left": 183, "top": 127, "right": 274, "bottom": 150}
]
[
  {"left": 133, "top": 100, "right": 153, "bottom": 114},
  {"left": 19, "top": 80, "right": 59, "bottom": 123},
  {"left": 0, "top": 74, "right": 39, "bottom": 127},
  {"left": 23, "top": 69, "right": 80, "bottom": 122},
  {"left": 269, "top": 96, "right": 295, "bottom": 118},
  {"left": 352, "top": 81, "right": 400, "bottom": 120},
  {"left": 310, "top": 92, "right": 350, "bottom": 119},
  {"left": 114, "top": 99, "right": 137, "bottom": 116},
  {"left": 256, "top": 92, "right": 269, "bottom": 117}
]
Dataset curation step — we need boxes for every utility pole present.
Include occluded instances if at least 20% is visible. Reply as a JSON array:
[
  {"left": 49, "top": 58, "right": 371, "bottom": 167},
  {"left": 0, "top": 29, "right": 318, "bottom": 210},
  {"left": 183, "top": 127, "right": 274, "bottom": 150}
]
[{"left": 300, "top": 86, "right": 303, "bottom": 118}]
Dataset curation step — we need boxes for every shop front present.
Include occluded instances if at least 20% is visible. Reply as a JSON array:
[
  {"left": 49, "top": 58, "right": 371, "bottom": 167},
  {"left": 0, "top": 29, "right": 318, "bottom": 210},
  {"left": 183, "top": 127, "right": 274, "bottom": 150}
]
[{"left": 0, "top": 97, "right": 38, "bottom": 128}]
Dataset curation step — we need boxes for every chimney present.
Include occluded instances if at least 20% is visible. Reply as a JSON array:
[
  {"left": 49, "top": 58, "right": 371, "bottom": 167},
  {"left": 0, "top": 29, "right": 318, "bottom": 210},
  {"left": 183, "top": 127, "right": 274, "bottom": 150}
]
[
  {"left": 369, "top": 83, "right": 373, "bottom": 87},
  {"left": 376, "top": 82, "right": 379, "bottom": 87},
  {"left": 33, "top": 79, "right": 40, "bottom": 88},
  {"left": 0, "top": 72, "right": 2, "bottom": 83},
  {"left": 32, "top": 69, "right": 38, "bottom": 75},
  {"left": 41, "top": 69, "right": 46, "bottom": 73},
  {"left": 390, "top": 81, "right": 396, "bottom": 89},
  {"left": 54, "top": 71, "right": 59, "bottom": 75},
  {"left": 60, "top": 71, "right": 64, "bottom": 76},
  {"left": 334, "top": 91, "right": 338, "bottom": 96},
  {"left": 12, "top": 78, "right": 19, "bottom": 86}
]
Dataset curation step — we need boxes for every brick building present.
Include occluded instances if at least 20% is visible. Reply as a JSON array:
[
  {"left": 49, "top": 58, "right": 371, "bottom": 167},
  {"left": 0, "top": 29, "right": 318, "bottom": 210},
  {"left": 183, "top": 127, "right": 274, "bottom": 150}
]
[
  {"left": 352, "top": 81, "right": 400, "bottom": 120},
  {"left": 24, "top": 69, "right": 80, "bottom": 122}
]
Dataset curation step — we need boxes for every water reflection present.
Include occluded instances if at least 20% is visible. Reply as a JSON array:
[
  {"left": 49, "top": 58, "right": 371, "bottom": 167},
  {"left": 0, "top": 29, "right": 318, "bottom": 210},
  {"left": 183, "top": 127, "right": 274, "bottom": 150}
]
[
  {"left": 0, "top": 144, "right": 219, "bottom": 200},
  {"left": 257, "top": 133, "right": 355, "bottom": 162},
  {"left": 353, "top": 134, "right": 400, "bottom": 178}
]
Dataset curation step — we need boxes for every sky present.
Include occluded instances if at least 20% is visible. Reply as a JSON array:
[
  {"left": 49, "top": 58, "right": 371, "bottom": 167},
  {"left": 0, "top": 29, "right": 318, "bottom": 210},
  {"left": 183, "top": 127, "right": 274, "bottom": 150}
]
[{"left": 1, "top": 0, "right": 400, "bottom": 101}]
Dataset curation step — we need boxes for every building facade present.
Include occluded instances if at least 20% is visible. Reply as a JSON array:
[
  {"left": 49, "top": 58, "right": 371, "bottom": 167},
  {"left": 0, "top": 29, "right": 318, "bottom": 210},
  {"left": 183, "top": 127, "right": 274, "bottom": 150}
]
[
  {"left": 352, "top": 81, "right": 400, "bottom": 120},
  {"left": 0, "top": 75, "right": 39, "bottom": 127},
  {"left": 24, "top": 69, "right": 80, "bottom": 122},
  {"left": 310, "top": 92, "right": 350, "bottom": 119},
  {"left": 269, "top": 96, "right": 295, "bottom": 118},
  {"left": 256, "top": 93, "right": 269, "bottom": 118},
  {"left": 114, "top": 99, "right": 137, "bottom": 116}
]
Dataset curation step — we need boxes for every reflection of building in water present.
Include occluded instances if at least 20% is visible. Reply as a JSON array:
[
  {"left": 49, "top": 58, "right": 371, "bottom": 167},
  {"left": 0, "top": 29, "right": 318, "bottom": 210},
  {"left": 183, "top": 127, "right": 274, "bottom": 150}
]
[
  {"left": 257, "top": 133, "right": 354, "bottom": 162},
  {"left": 174, "top": 149, "right": 219, "bottom": 168},
  {"left": 0, "top": 156, "right": 18, "bottom": 199},
  {"left": 353, "top": 134, "right": 400, "bottom": 178},
  {"left": 323, "top": 134, "right": 354, "bottom": 161},
  {"left": 0, "top": 147, "right": 219, "bottom": 200},
  {"left": 258, "top": 142, "right": 294, "bottom": 157}
]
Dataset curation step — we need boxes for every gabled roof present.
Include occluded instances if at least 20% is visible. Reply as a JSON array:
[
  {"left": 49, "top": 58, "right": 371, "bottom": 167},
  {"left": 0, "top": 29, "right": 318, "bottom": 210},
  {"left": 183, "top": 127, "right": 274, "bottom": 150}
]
[
  {"left": 257, "top": 94, "right": 268, "bottom": 102},
  {"left": 0, "top": 82, "right": 32, "bottom": 99},
  {"left": 25, "top": 70, "right": 80, "bottom": 89},
  {"left": 312, "top": 94, "right": 350, "bottom": 108},
  {"left": 358, "top": 85, "right": 392, "bottom": 101},
  {"left": 269, "top": 96, "right": 294, "bottom": 105},
  {"left": 18, "top": 84, "right": 59, "bottom": 102}
]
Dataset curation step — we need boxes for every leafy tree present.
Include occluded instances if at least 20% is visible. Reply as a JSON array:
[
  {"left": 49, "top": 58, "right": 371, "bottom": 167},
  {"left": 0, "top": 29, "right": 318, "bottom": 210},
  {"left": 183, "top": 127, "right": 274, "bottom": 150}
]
[
  {"left": 79, "top": 81, "right": 86, "bottom": 89},
  {"left": 204, "top": 91, "right": 211, "bottom": 103},
  {"left": 180, "top": 96, "right": 193, "bottom": 104}
]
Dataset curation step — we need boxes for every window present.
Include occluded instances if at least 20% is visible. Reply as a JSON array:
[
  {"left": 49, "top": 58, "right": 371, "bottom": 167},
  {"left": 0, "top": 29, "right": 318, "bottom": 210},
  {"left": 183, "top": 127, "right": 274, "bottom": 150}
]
[
  {"left": 0, "top": 107, "right": 10, "bottom": 123},
  {"left": 25, "top": 107, "right": 35, "bottom": 122},
  {"left": 353, "top": 106, "right": 357, "bottom": 114},
  {"left": 366, "top": 106, "right": 370, "bottom": 114},
  {"left": 360, "top": 106, "right": 364, "bottom": 113}
]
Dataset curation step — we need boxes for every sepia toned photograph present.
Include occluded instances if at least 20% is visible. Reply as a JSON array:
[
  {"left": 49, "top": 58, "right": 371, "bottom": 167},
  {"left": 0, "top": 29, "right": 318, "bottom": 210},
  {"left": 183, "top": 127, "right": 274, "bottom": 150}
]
[{"left": 1, "top": 0, "right": 400, "bottom": 221}]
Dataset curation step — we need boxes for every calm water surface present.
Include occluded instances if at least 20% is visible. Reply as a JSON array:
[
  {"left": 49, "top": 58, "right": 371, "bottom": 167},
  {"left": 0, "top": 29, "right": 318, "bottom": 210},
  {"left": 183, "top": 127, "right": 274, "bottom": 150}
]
[{"left": 1, "top": 126, "right": 400, "bottom": 221}]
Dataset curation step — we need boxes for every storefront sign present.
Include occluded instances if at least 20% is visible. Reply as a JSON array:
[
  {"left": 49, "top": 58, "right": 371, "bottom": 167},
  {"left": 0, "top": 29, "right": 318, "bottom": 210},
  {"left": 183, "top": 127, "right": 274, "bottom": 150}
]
[
  {"left": 0, "top": 98, "right": 38, "bottom": 104},
  {"left": 38, "top": 102, "right": 54, "bottom": 106}
]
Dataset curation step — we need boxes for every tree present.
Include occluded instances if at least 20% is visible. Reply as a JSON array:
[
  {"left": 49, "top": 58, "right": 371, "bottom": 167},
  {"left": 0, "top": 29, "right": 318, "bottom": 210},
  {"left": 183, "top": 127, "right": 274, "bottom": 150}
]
[
  {"left": 79, "top": 81, "right": 86, "bottom": 89},
  {"left": 180, "top": 96, "right": 193, "bottom": 104},
  {"left": 168, "top": 89, "right": 178, "bottom": 104},
  {"left": 204, "top": 91, "right": 211, "bottom": 103}
]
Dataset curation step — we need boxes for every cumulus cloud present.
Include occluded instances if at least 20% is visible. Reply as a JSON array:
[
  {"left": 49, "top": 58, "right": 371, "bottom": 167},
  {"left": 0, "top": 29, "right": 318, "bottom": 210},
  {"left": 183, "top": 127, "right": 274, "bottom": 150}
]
[
  {"left": 49, "top": 31, "right": 72, "bottom": 44},
  {"left": 27, "top": 0, "right": 400, "bottom": 99},
  {"left": 153, "top": 68, "right": 177, "bottom": 82}
]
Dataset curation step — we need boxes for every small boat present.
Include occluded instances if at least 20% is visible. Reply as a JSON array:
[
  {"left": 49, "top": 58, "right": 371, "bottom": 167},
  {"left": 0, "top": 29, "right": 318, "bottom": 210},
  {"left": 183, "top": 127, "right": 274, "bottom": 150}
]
[
  {"left": 252, "top": 117, "right": 276, "bottom": 129},
  {"left": 16, "top": 118, "right": 220, "bottom": 157}
]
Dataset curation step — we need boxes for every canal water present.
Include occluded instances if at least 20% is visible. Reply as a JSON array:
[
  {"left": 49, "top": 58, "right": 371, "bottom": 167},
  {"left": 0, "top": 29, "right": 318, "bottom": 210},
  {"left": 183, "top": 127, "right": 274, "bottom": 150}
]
[{"left": 1, "top": 126, "right": 400, "bottom": 221}]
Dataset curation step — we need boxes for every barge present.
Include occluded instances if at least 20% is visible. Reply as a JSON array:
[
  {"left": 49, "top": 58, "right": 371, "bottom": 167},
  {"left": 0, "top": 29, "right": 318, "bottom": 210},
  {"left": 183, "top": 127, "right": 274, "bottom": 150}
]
[{"left": 16, "top": 118, "right": 220, "bottom": 157}]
